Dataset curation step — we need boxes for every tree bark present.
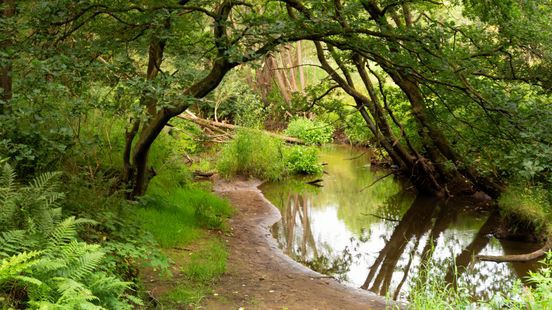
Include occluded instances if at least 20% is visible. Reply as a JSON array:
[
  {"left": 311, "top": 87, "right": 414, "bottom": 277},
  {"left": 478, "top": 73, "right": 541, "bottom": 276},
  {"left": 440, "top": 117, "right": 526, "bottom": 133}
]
[
  {"left": 122, "top": 23, "right": 168, "bottom": 197},
  {"left": 0, "top": 0, "right": 15, "bottom": 113}
]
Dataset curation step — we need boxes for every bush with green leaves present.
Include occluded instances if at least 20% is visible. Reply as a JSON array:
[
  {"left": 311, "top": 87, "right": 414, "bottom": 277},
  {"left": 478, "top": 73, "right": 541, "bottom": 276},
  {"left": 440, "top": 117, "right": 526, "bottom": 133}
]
[
  {"left": 285, "top": 117, "right": 334, "bottom": 145},
  {"left": 285, "top": 146, "right": 323, "bottom": 175},
  {"left": 0, "top": 162, "right": 139, "bottom": 309},
  {"left": 217, "top": 129, "right": 286, "bottom": 181}
]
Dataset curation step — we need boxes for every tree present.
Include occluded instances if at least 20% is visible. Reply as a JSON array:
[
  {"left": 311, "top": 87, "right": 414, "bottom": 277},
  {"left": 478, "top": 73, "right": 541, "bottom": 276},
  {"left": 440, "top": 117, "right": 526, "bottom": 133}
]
[{"left": 282, "top": 0, "right": 551, "bottom": 198}]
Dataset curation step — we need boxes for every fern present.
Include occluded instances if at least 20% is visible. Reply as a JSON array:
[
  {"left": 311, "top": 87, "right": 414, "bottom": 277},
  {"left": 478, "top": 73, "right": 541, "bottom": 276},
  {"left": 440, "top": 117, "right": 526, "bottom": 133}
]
[
  {"left": 0, "top": 164, "right": 65, "bottom": 234},
  {"left": 0, "top": 230, "right": 36, "bottom": 258},
  {"left": 0, "top": 251, "right": 42, "bottom": 284},
  {"left": 0, "top": 162, "right": 16, "bottom": 200},
  {"left": 0, "top": 164, "right": 139, "bottom": 309}
]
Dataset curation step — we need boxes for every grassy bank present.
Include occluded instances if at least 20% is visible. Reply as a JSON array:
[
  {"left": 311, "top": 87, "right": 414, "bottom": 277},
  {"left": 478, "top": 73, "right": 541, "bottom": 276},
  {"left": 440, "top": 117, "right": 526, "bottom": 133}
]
[{"left": 0, "top": 112, "right": 235, "bottom": 308}]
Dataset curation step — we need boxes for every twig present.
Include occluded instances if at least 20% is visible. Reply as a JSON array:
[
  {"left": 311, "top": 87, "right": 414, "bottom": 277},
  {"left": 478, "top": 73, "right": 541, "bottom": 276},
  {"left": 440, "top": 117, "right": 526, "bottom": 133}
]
[
  {"left": 361, "top": 212, "right": 400, "bottom": 222},
  {"left": 344, "top": 151, "right": 368, "bottom": 160},
  {"left": 359, "top": 172, "right": 395, "bottom": 192}
]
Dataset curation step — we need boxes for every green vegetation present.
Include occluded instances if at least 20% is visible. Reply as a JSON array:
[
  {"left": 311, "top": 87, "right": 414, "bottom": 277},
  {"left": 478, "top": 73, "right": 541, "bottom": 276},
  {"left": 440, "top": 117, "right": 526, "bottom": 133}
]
[
  {"left": 0, "top": 0, "right": 551, "bottom": 308},
  {"left": 285, "top": 146, "right": 323, "bottom": 175},
  {"left": 285, "top": 118, "right": 334, "bottom": 145},
  {"left": 406, "top": 253, "right": 552, "bottom": 309},
  {"left": 0, "top": 164, "right": 136, "bottom": 309},
  {"left": 217, "top": 129, "right": 324, "bottom": 180},
  {"left": 217, "top": 129, "right": 287, "bottom": 181},
  {"left": 498, "top": 186, "right": 552, "bottom": 234}
]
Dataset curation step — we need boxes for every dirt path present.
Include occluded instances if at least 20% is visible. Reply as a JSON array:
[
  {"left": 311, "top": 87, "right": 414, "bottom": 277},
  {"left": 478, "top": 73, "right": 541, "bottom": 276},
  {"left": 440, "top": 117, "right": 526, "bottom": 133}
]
[{"left": 203, "top": 178, "right": 388, "bottom": 310}]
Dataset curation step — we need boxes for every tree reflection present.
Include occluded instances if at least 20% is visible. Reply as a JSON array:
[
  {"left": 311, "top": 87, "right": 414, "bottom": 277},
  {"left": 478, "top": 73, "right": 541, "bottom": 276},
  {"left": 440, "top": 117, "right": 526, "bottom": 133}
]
[
  {"left": 361, "top": 195, "right": 439, "bottom": 296},
  {"left": 271, "top": 192, "right": 353, "bottom": 280}
]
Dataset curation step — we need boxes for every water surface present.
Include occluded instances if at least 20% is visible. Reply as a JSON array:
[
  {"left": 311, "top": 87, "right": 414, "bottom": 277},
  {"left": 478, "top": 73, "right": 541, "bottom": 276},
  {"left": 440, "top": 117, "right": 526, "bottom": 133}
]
[{"left": 260, "top": 145, "right": 541, "bottom": 301}]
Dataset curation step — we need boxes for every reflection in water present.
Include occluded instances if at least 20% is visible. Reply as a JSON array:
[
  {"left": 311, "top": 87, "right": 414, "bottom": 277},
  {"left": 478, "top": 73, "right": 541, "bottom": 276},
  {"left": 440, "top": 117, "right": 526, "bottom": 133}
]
[{"left": 261, "top": 145, "right": 542, "bottom": 301}]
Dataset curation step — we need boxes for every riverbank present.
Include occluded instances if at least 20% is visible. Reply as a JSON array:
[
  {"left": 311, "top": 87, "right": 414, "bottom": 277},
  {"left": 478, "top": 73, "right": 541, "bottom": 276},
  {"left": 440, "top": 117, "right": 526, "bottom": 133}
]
[{"left": 203, "top": 177, "right": 388, "bottom": 309}]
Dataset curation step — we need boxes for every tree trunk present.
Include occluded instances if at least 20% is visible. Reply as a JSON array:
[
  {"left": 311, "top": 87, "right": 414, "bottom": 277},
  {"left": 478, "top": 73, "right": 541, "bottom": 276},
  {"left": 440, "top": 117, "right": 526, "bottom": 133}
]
[
  {"left": 0, "top": 0, "right": 15, "bottom": 113},
  {"left": 297, "top": 41, "right": 306, "bottom": 92},
  {"left": 123, "top": 21, "right": 168, "bottom": 197},
  {"left": 128, "top": 60, "right": 235, "bottom": 198}
]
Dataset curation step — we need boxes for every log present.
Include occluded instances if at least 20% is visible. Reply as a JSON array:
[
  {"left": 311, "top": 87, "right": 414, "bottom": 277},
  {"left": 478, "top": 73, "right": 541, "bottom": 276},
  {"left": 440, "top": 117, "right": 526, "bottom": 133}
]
[
  {"left": 177, "top": 113, "right": 305, "bottom": 144},
  {"left": 477, "top": 238, "right": 551, "bottom": 262}
]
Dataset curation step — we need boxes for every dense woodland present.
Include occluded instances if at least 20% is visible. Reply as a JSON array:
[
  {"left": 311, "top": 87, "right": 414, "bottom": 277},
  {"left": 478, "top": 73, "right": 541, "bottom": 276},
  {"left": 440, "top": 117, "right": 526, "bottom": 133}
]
[{"left": 1, "top": 0, "right": 551, "bottom": 309}]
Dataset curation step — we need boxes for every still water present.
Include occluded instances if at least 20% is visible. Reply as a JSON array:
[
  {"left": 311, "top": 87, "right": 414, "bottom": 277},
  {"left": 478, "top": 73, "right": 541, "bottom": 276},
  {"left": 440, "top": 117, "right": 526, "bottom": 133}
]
[{"left": 260, "top": 145, "right": 541, "bottom": 301}]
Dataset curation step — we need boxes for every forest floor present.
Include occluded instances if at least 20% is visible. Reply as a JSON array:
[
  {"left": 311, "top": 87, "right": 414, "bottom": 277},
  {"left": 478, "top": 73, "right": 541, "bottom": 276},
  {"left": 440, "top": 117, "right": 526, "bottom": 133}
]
[{"left": 201, "top": 177, "right": 389, "bottom": 310}]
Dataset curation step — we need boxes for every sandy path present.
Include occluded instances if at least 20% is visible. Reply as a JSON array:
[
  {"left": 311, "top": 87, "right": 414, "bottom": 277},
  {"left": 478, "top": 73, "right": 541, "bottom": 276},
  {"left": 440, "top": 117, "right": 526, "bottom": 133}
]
[{"left": 203, "top": 178, "right": 388, "bottom": 310}]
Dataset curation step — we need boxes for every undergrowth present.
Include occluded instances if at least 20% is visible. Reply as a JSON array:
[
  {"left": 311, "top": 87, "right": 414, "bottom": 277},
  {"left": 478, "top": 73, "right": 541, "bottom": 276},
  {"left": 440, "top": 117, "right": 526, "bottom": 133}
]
[
  {"left": 217, "top": 129, "right": 323, "bottom": 180},
  {"left": 217, "top": 128, "right": 287, "bottom": 181},
  {"left": 403, "top": 252, "right": 552, "bottom": 309},
  {"left": 285, "top": 117, "right": 334, "bottom": 145}
]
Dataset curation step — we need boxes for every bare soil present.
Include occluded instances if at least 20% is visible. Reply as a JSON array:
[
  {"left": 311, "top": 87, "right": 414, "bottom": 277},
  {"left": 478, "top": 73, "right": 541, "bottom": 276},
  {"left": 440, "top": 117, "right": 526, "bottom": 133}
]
[{"left": 203, "top": 177, "right": 388, "bottom": 310}]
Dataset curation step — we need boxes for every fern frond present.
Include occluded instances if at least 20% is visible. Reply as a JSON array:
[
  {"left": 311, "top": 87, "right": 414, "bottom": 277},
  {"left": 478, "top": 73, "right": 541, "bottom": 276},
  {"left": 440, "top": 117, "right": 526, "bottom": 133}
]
[
  {"left": 47, "top": 217, "right": 78, "bottom": 248},
  {"left": 0, "top": 230, "right": 36, "bottom": 258},
  {"left": 65, "top": 244, "right": 104, "bottom": 281},
  {"left": 0, "top": 162, "right": 16, "bottom": 199},
  {"left": 0, "top": 251, "right": 42, "bottom": 282},
  {"left": 28, "top": 171, "right": 62, "bottom": 192}
]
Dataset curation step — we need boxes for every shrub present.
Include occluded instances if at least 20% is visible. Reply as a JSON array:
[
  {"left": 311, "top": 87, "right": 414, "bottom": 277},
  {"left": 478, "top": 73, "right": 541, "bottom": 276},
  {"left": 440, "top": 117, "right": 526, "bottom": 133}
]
[
  {"left": 285, "top": 146, "right": 323, "bottom": 175},
  {"left": 285, "top": 117, "right": 334, "bottom": 145},
  {"left": 217, "top": 129, "right": 286, "bottom": 181}
]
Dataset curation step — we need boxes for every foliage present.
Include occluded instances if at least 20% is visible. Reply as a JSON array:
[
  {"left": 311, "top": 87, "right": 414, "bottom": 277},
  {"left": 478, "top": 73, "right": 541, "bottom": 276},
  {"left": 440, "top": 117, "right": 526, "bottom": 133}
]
[
  {"left": 285, "top": 118, "right": 334, "bottom": 145},
  {"left": 285, "top": 146, "right": 323, "bottom": 175},
  {"left": 217, "top": 129, "right": 287, "bottom": 181},
  {"left": 498, "top": 186, "right": 552, "bottom": 233},
  {"left": 0, "top": 164, "right": 138, "bottom": 309},
  {"left": 405, "top": 252, "right": 552, "bottom": 309},
  {"left": 199, "top": 70, "right": 267, "bottom": 128},
  {"left": 344, "top": 113, "right": 373, "bottom": 145}
]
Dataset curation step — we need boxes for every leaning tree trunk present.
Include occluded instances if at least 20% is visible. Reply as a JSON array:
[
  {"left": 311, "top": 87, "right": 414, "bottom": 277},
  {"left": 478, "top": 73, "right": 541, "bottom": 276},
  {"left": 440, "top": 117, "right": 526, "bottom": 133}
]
[
  {"left": 122, "top": 28, "right": 167, "bottom": 197},
  {"left": 128, "top": 59, "right": 236, "bottom": 198}
]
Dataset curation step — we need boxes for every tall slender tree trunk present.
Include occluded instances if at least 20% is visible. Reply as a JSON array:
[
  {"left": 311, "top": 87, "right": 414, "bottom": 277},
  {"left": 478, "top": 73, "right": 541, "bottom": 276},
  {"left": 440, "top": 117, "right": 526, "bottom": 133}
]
[
  {"left": 0, "top": 0, "right": 15, "bottom": 113},
  {"left": 296, "top": 41, "right": 306, "bottom": 92}
]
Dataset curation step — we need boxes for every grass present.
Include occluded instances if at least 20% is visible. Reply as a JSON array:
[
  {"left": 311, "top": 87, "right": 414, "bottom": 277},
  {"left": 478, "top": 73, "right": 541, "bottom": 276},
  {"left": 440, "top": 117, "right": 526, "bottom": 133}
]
[
  {"left": 217, "top": 128, "right": 287, "bottom": 181},
  {"left": 400, "top": 253, "right": 552, "bottom": 309},
  {"left": 185, "top": 239, "right": 228, "bottom": 282},
  {"left": 217, "top": 128, "right": 324, "bottom": 181},
  {"left": 498, "top": 185, "right": 552, "bottom": 234},
  {"left": 135, "top": 187, "right": 233, "bottom": 248}
]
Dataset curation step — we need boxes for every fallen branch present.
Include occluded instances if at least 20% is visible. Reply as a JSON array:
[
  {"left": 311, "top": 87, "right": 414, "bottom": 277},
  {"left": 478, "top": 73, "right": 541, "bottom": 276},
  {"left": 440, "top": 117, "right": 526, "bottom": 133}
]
[
  {"left": 477, "top": 238, "right": 551, "bottom": 262},
  {"left": 177, "top": 113, "right": 305, "bottom": 144},
  {"left": 306, "top": 178, "right": 323, "bottom": 187},
  {"left": 193, "top": 170, "right": 215, "bottom": 178}
]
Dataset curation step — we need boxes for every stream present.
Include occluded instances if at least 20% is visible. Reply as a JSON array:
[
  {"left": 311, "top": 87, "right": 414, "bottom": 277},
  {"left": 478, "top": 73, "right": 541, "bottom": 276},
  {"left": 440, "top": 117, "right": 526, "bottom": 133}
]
[{"left": 260, "top": 145, "right": 542, "bottom": 301}]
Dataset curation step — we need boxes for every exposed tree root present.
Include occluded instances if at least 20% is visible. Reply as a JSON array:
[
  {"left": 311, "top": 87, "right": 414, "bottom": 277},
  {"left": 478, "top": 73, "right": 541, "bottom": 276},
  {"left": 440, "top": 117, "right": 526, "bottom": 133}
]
[{"left": 477, "top": 238, "right": 551, "bottom": 262}]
